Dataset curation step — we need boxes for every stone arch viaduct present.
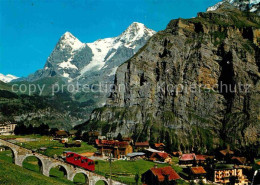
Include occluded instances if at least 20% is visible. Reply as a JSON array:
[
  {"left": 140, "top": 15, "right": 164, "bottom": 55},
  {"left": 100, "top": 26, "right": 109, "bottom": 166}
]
[{"left": 0, "top": 138, "right": 125, "bottom": 185}]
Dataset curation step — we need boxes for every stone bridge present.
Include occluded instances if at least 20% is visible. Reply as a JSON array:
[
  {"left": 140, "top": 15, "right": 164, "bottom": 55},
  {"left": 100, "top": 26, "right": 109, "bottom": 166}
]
[{"left": 0, "top": 138, "right": 125, "bottom": 185}]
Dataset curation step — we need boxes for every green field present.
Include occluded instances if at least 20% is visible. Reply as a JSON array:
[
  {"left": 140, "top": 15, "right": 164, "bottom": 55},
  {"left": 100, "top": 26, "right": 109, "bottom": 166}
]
[{"left": 0, "top": 135, "right": 97, "bottom": 157}]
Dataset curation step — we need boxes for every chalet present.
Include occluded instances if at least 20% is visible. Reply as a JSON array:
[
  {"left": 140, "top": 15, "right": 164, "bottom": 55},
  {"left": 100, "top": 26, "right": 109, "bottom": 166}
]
[
  {"left": 55, "top": 130, "right": 69, "bottom": 138},
  {"left": 149, "top": 152, "right": 172, "bottom": 163},
  {"left": 190, "top": 166, "right": 207, "bottom": 180},
  {"left": 213, "top": 165, "right": 248, "bottom": 185},
  {"left": 179, "top": 153, "right": 196, "bottom": 165},
  {"left": 142, "top": 166, "right": 180, "bottom": 185},
  {"left": 179, "top": 153, "right": 214, "bottom": 165},
  {"left": 231, "top": 157, "right": 247, "bottom": 165},
  {"left": 218, "top": 146, "right": 234, "bottom": 162},
  {"left": 145, "top": 148, "right": 162, "bottom": 158},
  {"left": 154, "top": 143, "right": 165, "bottom": 151},
  {"left": 69, "top": 130, "right": 77, "bottom": 137},
  {"left": 95, "top": 139, "right": 133, "bottom": 159},
  {"left": 220, "top": 148, "right": 234, "bottom": 156},
  {"left": 134, "top": 141, "right": 149, "bottom": 151},
  {"left": 0, "top": 122, "right": 16, "bottom": 135},
  {"left": 195, "top": 154, "right": 207, "bottom": 165}
]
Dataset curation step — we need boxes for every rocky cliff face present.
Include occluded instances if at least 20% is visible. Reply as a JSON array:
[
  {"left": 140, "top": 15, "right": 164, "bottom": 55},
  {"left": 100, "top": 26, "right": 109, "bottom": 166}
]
[{"left": 82, "top": 6, "right": 260, "bottom": 154}]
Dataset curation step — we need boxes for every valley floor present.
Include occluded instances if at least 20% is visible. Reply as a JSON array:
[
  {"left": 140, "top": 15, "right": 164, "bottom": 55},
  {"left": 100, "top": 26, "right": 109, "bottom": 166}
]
[{"left": 0, "top": 135, "right": 188, "bottom": 185}]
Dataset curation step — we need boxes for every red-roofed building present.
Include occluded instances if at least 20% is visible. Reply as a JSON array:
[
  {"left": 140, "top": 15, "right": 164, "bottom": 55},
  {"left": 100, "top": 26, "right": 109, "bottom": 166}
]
[
  {"left": 218, "top": 146, "right": 234, "bottom": 161},
  {"left": 95, "top": 139, "right": 133, "bottom": 159},
  {"left": 142, "top": 166, "right": 180, "bottom": 185},
  {"left": 190, "top": 166, "right": 207, "bottom": 179},
  {"left": 134, "top": 141, "right": 149, "bottom": 151},
  {"left": 231, "top": 156, "right": 247, "bottom": 165},
  {"left": 179, "top": 153, "right": 196, "bottom": 165},
  {"left": 149, "top": 152, "right": 172, "bottom": 163},
  {"left": 195, "top": 154, "right": 207, "bottom": 165},
  {"left": 153, "top": 143, "right": 165, "bottom": 151},
  {"left": 195, "top": 155, "right": 206, "bottom": 161}
]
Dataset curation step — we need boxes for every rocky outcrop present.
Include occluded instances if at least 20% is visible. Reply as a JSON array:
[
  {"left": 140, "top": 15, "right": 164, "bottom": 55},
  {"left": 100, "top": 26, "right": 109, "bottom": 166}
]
[{"left": 82, "top": 6, "right": 260, "bottom": 154}]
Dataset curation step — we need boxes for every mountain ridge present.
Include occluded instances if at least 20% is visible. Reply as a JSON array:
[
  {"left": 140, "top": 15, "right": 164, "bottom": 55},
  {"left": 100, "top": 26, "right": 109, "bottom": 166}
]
[
  {"left": 21, "top": 22, "right": 155, "bottom": 83},
  {"left": 0, "top": 73, "right": 18, "bottom": 83},
  {"left": 207, "top": 0, "right": 260, "bottom": 15}
]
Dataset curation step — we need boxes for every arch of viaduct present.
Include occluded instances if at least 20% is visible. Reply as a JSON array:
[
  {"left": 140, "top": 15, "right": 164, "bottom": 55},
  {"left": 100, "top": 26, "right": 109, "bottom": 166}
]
[{"left": 0, "top": 138, "right": 124, "bottom": 185}]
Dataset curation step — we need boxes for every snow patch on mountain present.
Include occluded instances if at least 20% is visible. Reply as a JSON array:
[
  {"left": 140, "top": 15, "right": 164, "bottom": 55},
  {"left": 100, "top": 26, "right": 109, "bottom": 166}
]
[
  {"left": 207, "top": 0, "right": 260, "bottom": 12},
  {"left": 81, "top": 38, "right": 115, "bottom": 74},
  {"left": 59, "top": 59, "right": 78, "bottom": 70},
  {"left": 80, "top": 22, "right": 155, "bottom": 76},
  {"left": 0, "top": 73, "right": 19, "bottom": 83}
]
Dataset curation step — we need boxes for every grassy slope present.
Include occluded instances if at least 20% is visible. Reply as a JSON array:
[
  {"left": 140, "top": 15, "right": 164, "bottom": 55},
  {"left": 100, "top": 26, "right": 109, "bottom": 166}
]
[
  {"left": 0, "top": 135, "right": 97, "bottom": 157},
  {"left": 0, "top": 151, "right": 74, "bottom": 185}
]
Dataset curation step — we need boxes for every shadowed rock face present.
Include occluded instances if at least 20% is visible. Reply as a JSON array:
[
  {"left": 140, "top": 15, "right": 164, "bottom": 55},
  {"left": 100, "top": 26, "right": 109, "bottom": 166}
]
[{"left": 81, "top": 6, "right": 260, "bottom": 155}]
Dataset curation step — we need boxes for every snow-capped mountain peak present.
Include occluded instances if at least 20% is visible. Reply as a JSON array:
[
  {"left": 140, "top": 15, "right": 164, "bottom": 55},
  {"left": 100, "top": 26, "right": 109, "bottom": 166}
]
[
  {"left": 58, "top": 31, "right": 85, "bottom": 51},
  {"left": 0, "top": 73, "right": 19, "bottom": 83},
  {"left": 118, "top": 22, "right": 155, "bottom": 44},
  {"left": 207, "top": 0, "right": 260, "bottom": 13},
  {"left": 25, "top": 22, "right": 156, "bottom": 82}
]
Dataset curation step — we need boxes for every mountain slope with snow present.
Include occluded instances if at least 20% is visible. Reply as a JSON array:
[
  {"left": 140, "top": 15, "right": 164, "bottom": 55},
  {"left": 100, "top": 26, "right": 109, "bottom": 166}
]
[
  {"left": 0, "top": 73, "right": 18, "bottom": 83},
  {"left": 25, "top": 22, "right": 155, "bottom": 83},
  {"left": 207, "top": 0, "right": 260, "bottom": 15}
]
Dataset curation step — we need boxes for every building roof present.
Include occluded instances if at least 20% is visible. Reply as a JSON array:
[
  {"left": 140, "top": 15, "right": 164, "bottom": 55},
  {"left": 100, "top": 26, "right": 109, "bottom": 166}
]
[
  {"left": 179, "top": 153, "right": 196, "bottom": 161},
  {"left": 55, "top": 130, "right": 68, "bottom": 136},
  {"left": 95, "top": 139, "right": 130, "bottom": 148},
  {"left": 150, "top": 166, "right": 180, "bottom": 181},
  {"left": 0, "top": 121, "right": 16, "bottom": 126},
  {"left": 157, "top": 152, "right": 169, "bottom": 159},
  {"left": 135, "top": 141, "right": 149, "bottom": 147},
  {"left": 231, "top": 156, "right": 247, "bottom": 164},
  {"left": 195, "top": 154, "right": 207, "bottom": 161},
  {"left": 150, "top": 152, "right": 169, "bottom": 160},
  {"left": 123, "top": 137, "right": 132, "bottom": 141},
  {"left": 220, "top": 148, "right": 234, "bottom": 156},
  {"left": 126, "top": 152, "right": 145, "bottom": 157},
  {"left": 214, "top": 164, "right": 235, "bottom": 170},
  {"left": 191, "top": 166, "right": 207, "bottom": 174},
  {"left": 154, "top": 143, "right": 165, "bottom": 148},
  {"left": 145, "top": 148, "right": 161, "bottom": 153}
]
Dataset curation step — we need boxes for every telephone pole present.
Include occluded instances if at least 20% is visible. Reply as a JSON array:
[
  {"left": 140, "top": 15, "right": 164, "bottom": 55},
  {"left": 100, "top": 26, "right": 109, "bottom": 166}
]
[{"left": 109, "top": 153, "right": 112, "bottom": 185}]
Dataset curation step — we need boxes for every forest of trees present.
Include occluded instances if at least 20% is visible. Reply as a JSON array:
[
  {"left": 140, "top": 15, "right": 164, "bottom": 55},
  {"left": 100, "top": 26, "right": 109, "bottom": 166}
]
[{"left": 14, "top": 123, "right": 58, "bottom": 136}]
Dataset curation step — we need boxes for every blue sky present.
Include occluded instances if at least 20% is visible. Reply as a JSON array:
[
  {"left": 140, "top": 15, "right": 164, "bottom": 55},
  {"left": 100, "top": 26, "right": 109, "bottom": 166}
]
[{"left": 0, "top": 0, "right": 220, "bottom": 77}]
